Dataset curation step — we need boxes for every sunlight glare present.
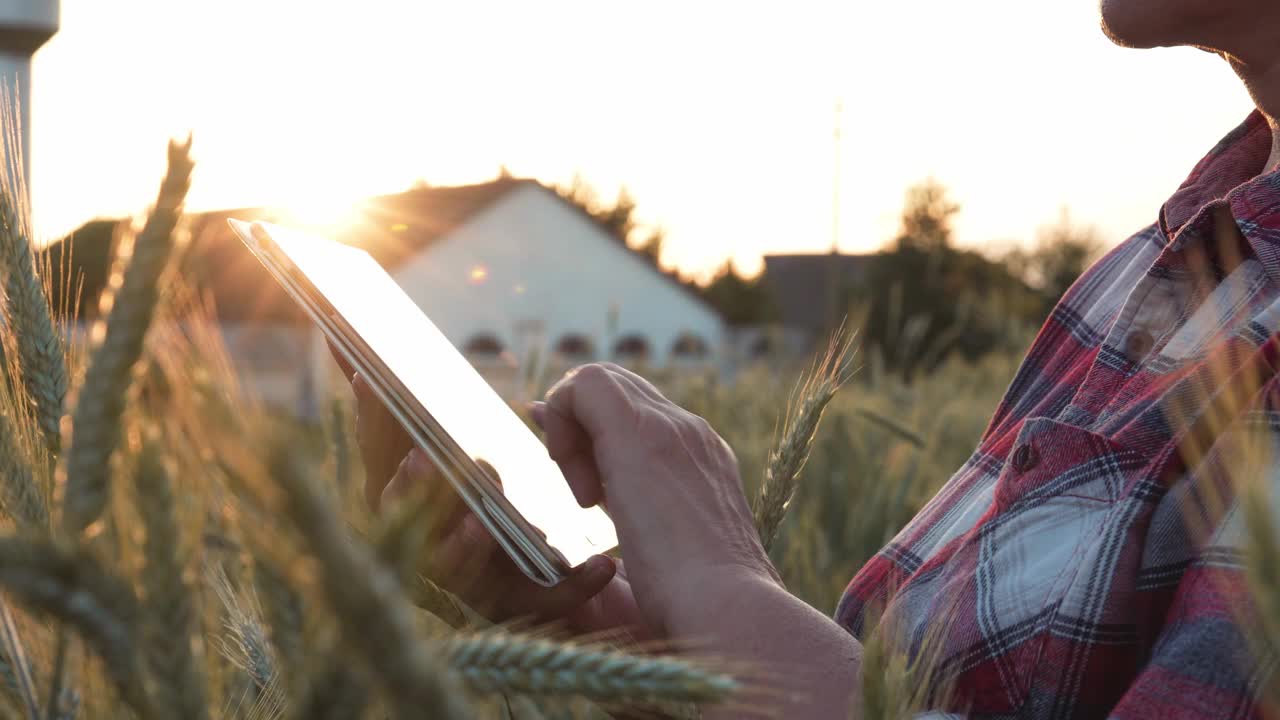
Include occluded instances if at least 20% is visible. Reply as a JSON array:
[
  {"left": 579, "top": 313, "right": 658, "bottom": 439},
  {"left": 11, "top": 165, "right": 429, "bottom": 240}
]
[{"left": 282, "top": 194, "right": 367, "bottom": 237}]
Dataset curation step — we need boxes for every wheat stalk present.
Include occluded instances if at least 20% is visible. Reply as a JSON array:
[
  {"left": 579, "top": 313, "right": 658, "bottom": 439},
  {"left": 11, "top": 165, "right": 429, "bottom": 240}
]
[
  {"left": 372, "top": 489, "right": 469, "bottom": 630},
  {"left": 290, "top": 660, "right": 370, "bottom": 720},
  {"left": 0, "top": 187, "right": 66, "bottom": 455},
  {"left": 0, "top": 597, "right": 38, "bottom": 720},
  {"left": 61, "top": 137, "right": 193, "bottom": 535},
  {"left": 445, "top": 630, "right": 737, "bottom": 706},
  {"left": 753, "top": 329, "right": 856, "bottom": 552},
  {"left": 1241, "top": 474, "right": 1280, "bottom": 707},
  {"left": 853, "top": 407, "right": 925, "bottom": 448},
  {"left": 268, "top": 450, "right": 470, "bottom": 719},
  {"left": 0, "top": 536, "right": 156, "bottom": 719},
  {"left": 135, "top": 438, "right": 207, "bottom": 720}
]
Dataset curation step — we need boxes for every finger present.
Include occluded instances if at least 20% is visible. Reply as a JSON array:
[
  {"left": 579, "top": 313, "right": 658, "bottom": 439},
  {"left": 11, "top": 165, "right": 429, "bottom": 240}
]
[
  {"left": 431, "top": 512, "right": 503, "bottom": 595},
  {"left": 328, "top": 340, "right": 357, "bottom": 381},
  {"left": 512, "top": 554, "right": 616, "bottom": 619},
  {"left": 543, "top": 364, "right": 635, "bottom": 450},
  {"left": 354, "top": 373, "right": 413, "bottom": 511},
  {"left": 381, "top": 449, "right": 469, "bottom": 536},
  {"left": 598, "top": 362, "right": 666, "bottom": 402},
  {"left": 432, "top": 512, "right": 616, "bottom": 621},
  {"left": 531, "top": 401, "right": 603, "bottom": 507}
]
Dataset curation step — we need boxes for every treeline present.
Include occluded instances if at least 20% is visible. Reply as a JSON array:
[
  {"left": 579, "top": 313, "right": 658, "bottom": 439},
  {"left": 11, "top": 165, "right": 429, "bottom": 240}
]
[
  {"left": 558, "top": 175, "right": 1100, "bottom": 377},
  {"left": 703, "top": 179, "right": 1101, "bottom": 377}
]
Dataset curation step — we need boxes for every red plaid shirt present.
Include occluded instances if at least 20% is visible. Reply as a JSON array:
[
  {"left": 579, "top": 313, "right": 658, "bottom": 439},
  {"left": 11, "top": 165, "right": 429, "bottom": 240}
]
[{"left": 836, "top": 111, "right": 1280, "bottom": 719}]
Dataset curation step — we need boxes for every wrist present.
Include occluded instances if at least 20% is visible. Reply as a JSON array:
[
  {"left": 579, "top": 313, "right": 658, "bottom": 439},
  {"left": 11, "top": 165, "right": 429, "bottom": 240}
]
[{"left": 662, "top": 565, "right": 785, "bottom": 643}]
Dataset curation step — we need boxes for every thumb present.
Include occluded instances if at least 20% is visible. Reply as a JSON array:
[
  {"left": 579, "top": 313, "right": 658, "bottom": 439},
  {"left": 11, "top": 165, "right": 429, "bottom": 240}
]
[{"left": 520, "top": 554, "right": 617, "bottom": 619}]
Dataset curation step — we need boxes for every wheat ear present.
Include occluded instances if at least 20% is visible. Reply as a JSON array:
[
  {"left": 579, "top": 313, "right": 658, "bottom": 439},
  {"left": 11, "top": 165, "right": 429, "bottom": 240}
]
[
  {"left": 445, "top": 630, "right": 738, "bottom": 705},
  {"left": 0, "top": 408, "right": 46, "bottom": 528},
  {"left": 0, "top": 188, "right": 66, "bottom": 454},
  {"left": 250, "top": 553, "right": 304, "bottom": 695},
  {"left": 269, "top": 451, "right": 470, "bottom": 719},
  {"left": 753, "top": 329, "right": 856, "bottom": 552},
  {"left": 61, "top": 137, "right": 193, "bottom": 535},
  {"left": 0, "top": 536, "right": 156, "bottom": 719},
  {"left": 206, "top": 563, "right": 276, "bottom": 699},
  {"left": 135, "top": 439, "right": 207, "bottom": 720}
]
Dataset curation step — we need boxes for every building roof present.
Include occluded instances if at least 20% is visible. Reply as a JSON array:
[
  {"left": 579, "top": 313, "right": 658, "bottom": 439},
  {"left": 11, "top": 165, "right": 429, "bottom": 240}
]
[
  {"left": 760, "top": 252, "right": 873, "bottom": 334},
  {"left": 44, "top": 177, "right": 721, "bottom": 325}
]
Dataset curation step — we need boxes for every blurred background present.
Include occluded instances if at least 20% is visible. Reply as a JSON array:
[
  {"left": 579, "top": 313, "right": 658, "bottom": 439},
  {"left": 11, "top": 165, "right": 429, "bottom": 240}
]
[
  {"left": 15, "top": 2, "right": 1261, "bottom": 607},
  {"left": 0, "top": 5, "right": 1277, "bottom": 717},
  {"left": 20, "top": 2, "right": 1258, "bottom": 404},
  {"left": 10, "top": 2, "right": 1256, "bottom": 419}
]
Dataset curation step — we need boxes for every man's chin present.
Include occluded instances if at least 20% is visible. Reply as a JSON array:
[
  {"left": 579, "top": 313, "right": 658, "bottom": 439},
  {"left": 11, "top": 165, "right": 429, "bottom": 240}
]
[
  {"left": 1098, "top": 0, "right": 1174, "bottom": 49},
  {"left": 1100, "top": 11, "right": 1159, "bottom": 48}
]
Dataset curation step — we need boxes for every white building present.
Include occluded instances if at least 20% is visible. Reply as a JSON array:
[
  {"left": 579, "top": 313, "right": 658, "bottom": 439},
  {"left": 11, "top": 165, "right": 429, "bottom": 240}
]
[
  {"left": 0, "top": 0, "right": 58, "bottom": 190},
  {"left": 56, "top": 178, "right": 727, "bottom": 413}
]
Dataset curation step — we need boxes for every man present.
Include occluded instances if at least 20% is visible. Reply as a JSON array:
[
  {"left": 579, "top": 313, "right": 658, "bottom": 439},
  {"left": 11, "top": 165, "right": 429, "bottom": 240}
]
[{"left": 346, "top": 3, "right": 1280, "bottom": 716}]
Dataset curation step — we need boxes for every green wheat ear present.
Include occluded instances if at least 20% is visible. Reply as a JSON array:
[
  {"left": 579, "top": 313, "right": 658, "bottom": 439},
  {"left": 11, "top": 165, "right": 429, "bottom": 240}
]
[
  {"left": 0, "top": 183, "right": 67, "bottom": 455},
  {"left": 135, "top": 436, "right": 208, "bottom": 720},
  {"left": 445, "top": 629, "right": 739, "bottom": 706},
  {"left": 753, "top": 327, "right": 857, "bottom": 552},
  {"left": 61, "top": 136, "right": 193, "bottom": 535}
]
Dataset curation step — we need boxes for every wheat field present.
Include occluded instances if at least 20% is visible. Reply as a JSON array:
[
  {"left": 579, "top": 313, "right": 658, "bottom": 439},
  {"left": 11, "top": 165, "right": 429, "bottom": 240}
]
[{"left": 0, "top": 137, "right": 1277, "bottom": 719}]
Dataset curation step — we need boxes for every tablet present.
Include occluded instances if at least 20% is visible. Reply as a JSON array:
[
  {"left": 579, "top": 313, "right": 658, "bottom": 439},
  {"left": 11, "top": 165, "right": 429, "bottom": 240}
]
[{"left": 227, "top": 219, "right": 618, "bottom": 587}]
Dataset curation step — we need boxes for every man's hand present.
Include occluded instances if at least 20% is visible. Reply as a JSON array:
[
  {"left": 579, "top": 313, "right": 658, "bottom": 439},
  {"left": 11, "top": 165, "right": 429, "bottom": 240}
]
[
  {"left": 534, "top": 362, "right": 781, "bottom": 637},
  {"left": 340, "top": 353, "right": 860, "bottom": 716}
]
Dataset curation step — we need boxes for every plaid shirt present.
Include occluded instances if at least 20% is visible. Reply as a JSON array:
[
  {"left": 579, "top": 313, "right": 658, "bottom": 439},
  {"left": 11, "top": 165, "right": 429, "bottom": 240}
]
[{"left": 836, "top": 111, "right": 1280, "bottom": 719}]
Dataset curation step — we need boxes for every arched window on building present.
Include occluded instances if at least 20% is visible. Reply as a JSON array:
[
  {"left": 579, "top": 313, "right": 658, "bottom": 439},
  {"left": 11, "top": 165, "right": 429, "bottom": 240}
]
[
  {"left": 749, "top": 334, "right": 773, "bottom": 359},
  {"left": 463, "top": 333, "right": 505, "bottom": 357},
  {"left": 612, "top": 334, "right": 650, "bottom": 363},
  {"left": 670, "top": 333, "right": 709, "bottom": 360},
  {"left": 554, "top": 334, "right": 595, "bottom": 362}
]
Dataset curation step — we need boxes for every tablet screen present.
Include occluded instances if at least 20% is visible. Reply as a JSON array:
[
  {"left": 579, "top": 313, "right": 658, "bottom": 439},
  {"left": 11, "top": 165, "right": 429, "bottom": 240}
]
[{"left": 243, "top": 221, "right": 617, "bottom": 567}]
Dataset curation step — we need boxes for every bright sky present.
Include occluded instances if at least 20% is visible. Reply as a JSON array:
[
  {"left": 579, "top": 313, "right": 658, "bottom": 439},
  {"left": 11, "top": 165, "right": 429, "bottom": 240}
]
[{"left": 29, "top": 1, "right": 1256, "bottom": 280}]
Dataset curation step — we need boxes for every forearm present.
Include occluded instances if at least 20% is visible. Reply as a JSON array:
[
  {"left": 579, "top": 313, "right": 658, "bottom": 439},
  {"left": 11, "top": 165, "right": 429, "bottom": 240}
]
[{"left": 669, "top": 571, "right": 863, "bottom": 720}]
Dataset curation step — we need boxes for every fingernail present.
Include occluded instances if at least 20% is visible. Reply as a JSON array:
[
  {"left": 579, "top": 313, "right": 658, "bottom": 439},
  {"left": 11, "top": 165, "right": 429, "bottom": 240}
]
[
  {"left": 529, "top": 402, "right": 546, "bottom": 428},
  {"left": 406, "top": 448, "right": 429, "bottom": 474},
  {"left": 583, "top": 554, "right": 614, "bottom": 582}
]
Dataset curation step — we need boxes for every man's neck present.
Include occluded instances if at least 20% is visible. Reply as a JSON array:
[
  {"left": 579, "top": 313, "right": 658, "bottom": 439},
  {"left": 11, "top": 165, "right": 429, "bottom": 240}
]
[{"left": 1222, "top": 46, "right": 1280, "bottom": 173}]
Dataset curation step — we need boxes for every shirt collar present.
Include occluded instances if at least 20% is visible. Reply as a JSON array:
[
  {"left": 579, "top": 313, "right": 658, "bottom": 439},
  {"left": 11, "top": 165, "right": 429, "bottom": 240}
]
[
  {"left": 1156, "top": 110, "right": 1280, "bottom": 290},
  {"left": 1160, "top": 110, "right": 1274, "bottom": 240}
]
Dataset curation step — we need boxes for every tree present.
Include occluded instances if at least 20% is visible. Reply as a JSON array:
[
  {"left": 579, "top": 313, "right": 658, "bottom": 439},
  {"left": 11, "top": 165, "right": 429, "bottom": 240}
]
[
  {"left": 555, "top": 176, "right": 666, "bottom": 267},
  {"left": 1003, "top": 207, "right": 1102, "bottom": 318},
  {"left": 701, "top": 260, "right": 774, "bottom": 326},
  {"left": 895, "top": 178, "right": 961, "bottom": 253},
  {"left": 859, "top": 179, "right": 1035, "bottom": 378}
]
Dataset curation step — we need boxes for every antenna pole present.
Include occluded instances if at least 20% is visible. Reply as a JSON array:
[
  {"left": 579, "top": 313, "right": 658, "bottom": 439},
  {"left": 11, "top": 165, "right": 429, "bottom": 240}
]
[{"left": 831, "top": 98, "right": 842, "bottom": 254}]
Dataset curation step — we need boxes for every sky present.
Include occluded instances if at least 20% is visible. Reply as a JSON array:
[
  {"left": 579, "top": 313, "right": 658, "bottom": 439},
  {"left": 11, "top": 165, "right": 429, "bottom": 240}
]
[{"left": 28, "top": 1, "right": 1258, "bottom": 280}]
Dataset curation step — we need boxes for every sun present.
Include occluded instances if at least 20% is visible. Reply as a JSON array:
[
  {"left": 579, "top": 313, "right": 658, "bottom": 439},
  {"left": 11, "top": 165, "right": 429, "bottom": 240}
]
[{"left": 280, "top": 192, "right": 367, "bottom": 235}]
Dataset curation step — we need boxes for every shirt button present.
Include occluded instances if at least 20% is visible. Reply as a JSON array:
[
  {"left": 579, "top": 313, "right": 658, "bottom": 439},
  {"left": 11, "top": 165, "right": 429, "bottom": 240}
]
[
  {"left": 1124, "top": 330, "right": 1154, "bottom": 362},
  {"left": 1011, "top": 443, "right": 1038, "bottom": 473}
]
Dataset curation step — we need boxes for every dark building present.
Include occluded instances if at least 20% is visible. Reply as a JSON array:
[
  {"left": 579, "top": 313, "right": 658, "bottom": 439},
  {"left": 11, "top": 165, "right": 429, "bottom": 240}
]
[{"left": 760, "top": 252, "right": 872, "bottom": 341}]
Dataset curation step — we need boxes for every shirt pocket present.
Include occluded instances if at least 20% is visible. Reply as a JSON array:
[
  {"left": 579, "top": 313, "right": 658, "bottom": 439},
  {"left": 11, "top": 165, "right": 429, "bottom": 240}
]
[{"left": 978, "top": 419, "right": 1139, "bottom": 705}]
